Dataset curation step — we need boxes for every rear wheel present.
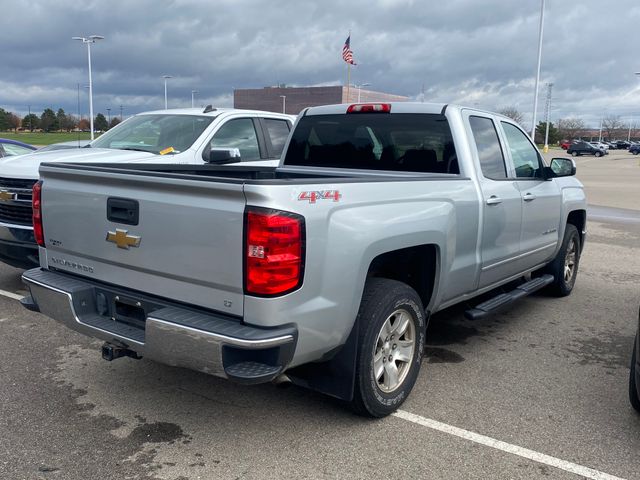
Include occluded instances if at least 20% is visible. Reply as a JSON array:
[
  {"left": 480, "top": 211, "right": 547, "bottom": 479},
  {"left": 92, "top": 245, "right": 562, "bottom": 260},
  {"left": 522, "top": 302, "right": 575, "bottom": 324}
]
[
  {"left": 595, "top": 151, "right": 602, "bottom": 157},
  {"left": 350, "top": 278, "right": 426, "bottom": 417},
  {"left": 630, "top": 335, "right": 640, "bottom": 413},
  {"left": 544, "top": 224, "right": 580, "bottom": 297},
  {"left": 571, "top": 151, "right": 578, "bottom": 157}
]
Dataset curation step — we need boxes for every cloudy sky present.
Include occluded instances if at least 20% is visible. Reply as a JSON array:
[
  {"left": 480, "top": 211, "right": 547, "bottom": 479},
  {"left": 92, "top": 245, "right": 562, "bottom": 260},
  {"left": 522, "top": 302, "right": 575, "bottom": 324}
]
[{"left": 2, "top": 0, "right": 640, "bottom": 129}]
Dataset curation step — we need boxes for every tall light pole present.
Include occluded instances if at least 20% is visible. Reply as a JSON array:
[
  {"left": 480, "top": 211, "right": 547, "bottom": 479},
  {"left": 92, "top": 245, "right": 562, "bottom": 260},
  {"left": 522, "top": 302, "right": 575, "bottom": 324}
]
[
  {"left": 631, "top": 73, "right": 640, "bottom": 142},
  {"left": 354, "top": 83, "right": 371, "bottom": 102},
  {"left": 191, "top": 90, "right": 198, "bottom": 108},
  {"left": 280, "top": 95, "right": 286, "bottom": 114},
  {"left": 72, "top": 35, "right": 104, "bottom": 140},
  {"left": 83, "top": 85, "right": 90, "bottom": 123},
  {"left": 106, "top": 108, "right": 111, "bottom": 126},
  {"left": 530, "top": 0, "right": 545, "bottom": 138},
  {"left": 119, "top": 105, "right": 123, "bottom": 120},
  {"left": 598, "top": 111, "right": 606, "bottom": 142},
  {"left": 162, "top": 75, "right": 173, "bottom": 109},
  {"left": 543, "top": 82, "right": 553, "bottom": 152}
]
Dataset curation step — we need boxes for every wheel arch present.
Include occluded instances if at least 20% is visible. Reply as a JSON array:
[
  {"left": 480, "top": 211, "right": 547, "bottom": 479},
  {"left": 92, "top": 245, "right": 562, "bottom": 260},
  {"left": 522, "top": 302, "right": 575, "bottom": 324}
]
[
  {"left": 366, "top": 243, "right": 440, "bottom": 311},
  {"left": 566, "top": 209, "right": 586, "bottom": 250}
]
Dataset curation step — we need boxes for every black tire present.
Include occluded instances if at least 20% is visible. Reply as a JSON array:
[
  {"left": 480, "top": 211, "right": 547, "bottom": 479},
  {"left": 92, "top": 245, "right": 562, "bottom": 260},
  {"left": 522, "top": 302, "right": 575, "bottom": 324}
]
[
  {"left": 350, "top": 278, "right": 426, "bottom": 418},
  {"left": 630, "top": 334, "right": 640, "bottom": 413},
  {"left": 544, "top": 224, "right": 581, "bottom": 297},
  {"left": 595, "top": 151, "right": 602, "bottom": 157},
  {"left": 571, "top": 151, "right": 578, "bottom": 157}
]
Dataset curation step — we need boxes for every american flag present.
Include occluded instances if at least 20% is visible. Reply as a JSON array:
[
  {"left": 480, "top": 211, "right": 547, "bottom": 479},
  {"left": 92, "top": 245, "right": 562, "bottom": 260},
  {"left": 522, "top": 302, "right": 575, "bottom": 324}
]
[{"left": 342, "top": 35, "right": 356, "bottom": 65}]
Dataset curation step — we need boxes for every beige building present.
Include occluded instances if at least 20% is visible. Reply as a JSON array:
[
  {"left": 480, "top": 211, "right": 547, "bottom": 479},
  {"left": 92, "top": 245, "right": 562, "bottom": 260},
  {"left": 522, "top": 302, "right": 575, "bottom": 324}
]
[{"left": 234, "top": 86, "right": 409, "bottom": 115}]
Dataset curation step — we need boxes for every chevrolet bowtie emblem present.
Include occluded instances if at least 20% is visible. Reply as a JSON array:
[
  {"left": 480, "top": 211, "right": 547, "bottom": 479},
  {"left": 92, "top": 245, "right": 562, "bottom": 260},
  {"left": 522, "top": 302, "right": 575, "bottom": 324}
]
[
  {"left": 106, "top": 228, "right": 141, "bottom": 249},
  {"left": 0, "top": 190, "right": 15, "bottom": 201}
]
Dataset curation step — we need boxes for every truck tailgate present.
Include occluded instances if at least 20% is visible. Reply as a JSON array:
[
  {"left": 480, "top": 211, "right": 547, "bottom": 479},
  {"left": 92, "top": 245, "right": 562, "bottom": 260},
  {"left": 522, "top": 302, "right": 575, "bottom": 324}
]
[{"left": 38, "top": 166, "right": 246, "bottom": 316}]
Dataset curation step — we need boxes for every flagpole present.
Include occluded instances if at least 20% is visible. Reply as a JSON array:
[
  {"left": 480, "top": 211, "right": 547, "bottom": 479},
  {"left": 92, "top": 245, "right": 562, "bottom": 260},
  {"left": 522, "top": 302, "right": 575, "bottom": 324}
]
[
  {"left": 347, "top": 63, "right": 351, "bottom": 102},
  {"left": 347, "top": 30, "right": 352, "bottom": 102}
]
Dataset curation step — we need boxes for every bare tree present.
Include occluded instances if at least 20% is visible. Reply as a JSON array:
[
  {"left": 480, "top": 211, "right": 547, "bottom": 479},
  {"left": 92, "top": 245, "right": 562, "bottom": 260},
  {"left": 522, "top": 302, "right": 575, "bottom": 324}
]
[
  {"left": 61, "top": 114, "right": 78, "bottom": 132},
  {"left": 602, "top": 114, "right": 624, "bottom": 141},
  {"left": 557, "top": 117, "right": 586, "bottom": 140},
  {"left": 8, "top": 113, "right": 20, "bottom": 132},
  {"left": 497, "top": 106, "right": 524, "bottom": 126}
]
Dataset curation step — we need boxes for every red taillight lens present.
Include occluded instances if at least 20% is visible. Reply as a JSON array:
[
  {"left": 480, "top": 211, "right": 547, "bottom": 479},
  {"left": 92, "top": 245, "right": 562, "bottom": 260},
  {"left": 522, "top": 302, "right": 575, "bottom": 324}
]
[
  {"left": 245, "top": 208, "right": 305, "bottom": 296},
  {"left": 346, "top": 103, "right": 391, "bottom": 113},
  {"left": 32, "top": 181, "right": 45, "bottom": 247}
]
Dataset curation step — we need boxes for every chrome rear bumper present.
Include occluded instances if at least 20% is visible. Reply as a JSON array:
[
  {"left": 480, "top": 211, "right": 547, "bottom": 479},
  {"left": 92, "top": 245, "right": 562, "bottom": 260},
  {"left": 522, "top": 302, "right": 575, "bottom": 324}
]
[{"left": 22, "top": 268, "right": 297, "bottom": 383}]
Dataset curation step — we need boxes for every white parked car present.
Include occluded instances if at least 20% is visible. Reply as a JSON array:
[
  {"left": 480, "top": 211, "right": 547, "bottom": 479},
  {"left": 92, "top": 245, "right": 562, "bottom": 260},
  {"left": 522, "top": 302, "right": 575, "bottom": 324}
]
[
  {"left": 0, "top": 106, "right": 296, "bottom": 269},
  {"left": 589, "top": 141, "right": 609, "bottom": 153}
]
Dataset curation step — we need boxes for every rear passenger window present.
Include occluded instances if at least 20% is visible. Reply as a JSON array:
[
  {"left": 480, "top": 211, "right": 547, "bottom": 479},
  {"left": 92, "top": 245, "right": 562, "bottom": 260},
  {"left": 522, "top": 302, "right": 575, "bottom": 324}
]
[
  {"left": 469, "top": 116, "right": 507, "bottom": 180},
  {"left": 263, "top": 119, "right": 290, "bottom": 157},
  {"left": 211, "top": 118, "right": 260, "bottom": 161}
]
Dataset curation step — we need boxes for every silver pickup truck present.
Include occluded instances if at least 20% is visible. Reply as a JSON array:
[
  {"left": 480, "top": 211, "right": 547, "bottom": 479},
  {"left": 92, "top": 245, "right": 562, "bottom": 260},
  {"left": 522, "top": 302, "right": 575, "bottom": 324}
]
[{"left": 22, "top": 102, "right": 586, "bottom": 417}]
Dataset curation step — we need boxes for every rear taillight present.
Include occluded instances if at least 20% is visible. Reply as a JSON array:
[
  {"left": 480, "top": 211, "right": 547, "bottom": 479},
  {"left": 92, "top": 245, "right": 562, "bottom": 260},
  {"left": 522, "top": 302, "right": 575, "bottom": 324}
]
[
  {"left": 245, "top": 207, "right": 305, "bottom": 296},
  {"left": 32, "top": 181, "right": 45, "bottom": 247},
  {"left": 347, "top": 103, "right": 391, "bottom": 113}
]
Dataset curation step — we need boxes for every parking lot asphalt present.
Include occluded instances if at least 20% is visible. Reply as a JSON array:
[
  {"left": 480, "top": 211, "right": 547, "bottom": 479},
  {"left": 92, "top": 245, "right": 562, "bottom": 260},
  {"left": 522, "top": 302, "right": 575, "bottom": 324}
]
[{"left": 0, "top": 150, "right": 639, "bottom": 479}]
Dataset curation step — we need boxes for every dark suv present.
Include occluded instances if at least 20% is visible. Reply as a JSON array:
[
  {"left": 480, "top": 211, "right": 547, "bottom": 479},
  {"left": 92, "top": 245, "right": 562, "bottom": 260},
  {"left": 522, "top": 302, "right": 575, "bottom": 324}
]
[
  {"left": 566, "top": 141, "right": 606, "bottom": 157},
  {"left": 629, "top": 144, "right": 640, "bottom": 155}
]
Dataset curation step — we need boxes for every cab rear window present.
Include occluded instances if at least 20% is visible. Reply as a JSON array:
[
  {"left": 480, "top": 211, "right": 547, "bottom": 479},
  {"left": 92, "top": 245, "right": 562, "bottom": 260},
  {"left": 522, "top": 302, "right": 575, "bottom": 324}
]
[{"left": 283, "top": 113, "right": 458, "bottom": 174}]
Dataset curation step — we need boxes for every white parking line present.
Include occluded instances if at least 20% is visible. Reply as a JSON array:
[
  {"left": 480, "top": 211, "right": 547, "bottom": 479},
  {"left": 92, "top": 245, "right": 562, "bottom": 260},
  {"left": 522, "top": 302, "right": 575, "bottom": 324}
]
[
  {"left": 590, "top": 214, "right": 640, "bottom": 223},
  {"left": 0, "top": 288, "right": 23, "bottom": 301},
  {"left": 394, "top": 410, "right": 626, "bottom": 480}
]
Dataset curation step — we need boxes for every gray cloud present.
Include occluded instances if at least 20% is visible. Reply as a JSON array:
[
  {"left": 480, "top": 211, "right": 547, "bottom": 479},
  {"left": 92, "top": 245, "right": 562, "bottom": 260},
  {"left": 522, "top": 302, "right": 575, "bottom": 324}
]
[{"left": 2, "top": 0, "right": 640, "bottom": 128}]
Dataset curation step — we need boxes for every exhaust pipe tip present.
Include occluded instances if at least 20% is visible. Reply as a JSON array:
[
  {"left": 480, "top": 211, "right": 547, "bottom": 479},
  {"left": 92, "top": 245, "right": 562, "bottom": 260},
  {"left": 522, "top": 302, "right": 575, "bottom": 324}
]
[{"left": 272, "top": 373, "right": 292, "bottom": 388}]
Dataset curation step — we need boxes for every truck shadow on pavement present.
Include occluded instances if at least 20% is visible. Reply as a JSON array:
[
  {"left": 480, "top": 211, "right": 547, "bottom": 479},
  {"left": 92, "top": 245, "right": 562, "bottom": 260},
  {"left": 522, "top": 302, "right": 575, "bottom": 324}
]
[
  {"left": 424, "top": 293, "right": 503, "bottom": 364},
  {"left": 423, "top": 278, "right": 569, "bottom": 366}
]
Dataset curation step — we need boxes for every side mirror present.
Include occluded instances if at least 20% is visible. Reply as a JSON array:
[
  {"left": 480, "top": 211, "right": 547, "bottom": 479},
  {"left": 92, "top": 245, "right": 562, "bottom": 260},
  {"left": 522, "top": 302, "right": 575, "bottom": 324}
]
[
  {"left": 548, "top": 157, "right": 576, "bottom": 177},
  {"left": 205, "top": 147, "right": 242, "bottom": 164}
]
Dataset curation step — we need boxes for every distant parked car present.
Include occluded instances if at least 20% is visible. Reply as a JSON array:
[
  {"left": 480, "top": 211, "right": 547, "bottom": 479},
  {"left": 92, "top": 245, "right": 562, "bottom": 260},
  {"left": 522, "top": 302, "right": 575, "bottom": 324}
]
[
  {"left": 615, "top": 140, "right": 631, "bottom": 150},
  {"left": 589, "top": 142, "right": 609, "bottom": 153},
  {"left": 567, "top": 141, "right": 606, "bottom": 157},
  {"left": 630, "top": 310, "right": 640, "bottom": 413},
  {"left": 629, "top": 144, "right": 640, "bottom": 155},
  {"left": 560, "top": 140, "right": 571, "bottom": 150},
  {"left": 0, "top": 138, "right": 37, "bottom": 158},
  {"left": 604, "top": 141, "right": 617, "bottom": 149},
  {"left": 37, "top": 140, "right": 91, "bottom": 152}
]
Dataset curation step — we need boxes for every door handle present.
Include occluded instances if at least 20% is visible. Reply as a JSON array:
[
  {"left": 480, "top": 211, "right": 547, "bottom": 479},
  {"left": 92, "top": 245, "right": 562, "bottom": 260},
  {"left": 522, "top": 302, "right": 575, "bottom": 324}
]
[
  {"left": 523, "top": 193, "right": 536, "bottom": 202},
  {"left": 486, "top": 195, "right": 502, "bottom": 205}
]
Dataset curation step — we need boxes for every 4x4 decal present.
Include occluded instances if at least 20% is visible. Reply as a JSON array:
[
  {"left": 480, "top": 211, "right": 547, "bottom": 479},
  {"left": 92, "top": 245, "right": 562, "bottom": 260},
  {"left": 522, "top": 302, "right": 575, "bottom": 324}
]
[{"left": 298, "top": 190, "right": 342, "bottom": 203}]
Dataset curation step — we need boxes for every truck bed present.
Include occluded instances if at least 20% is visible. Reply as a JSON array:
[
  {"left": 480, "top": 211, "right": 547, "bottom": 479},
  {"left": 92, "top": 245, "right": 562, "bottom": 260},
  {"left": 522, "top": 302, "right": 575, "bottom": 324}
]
[{"left": 38, "top": 161, "right": 464, "bottom": 320}]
